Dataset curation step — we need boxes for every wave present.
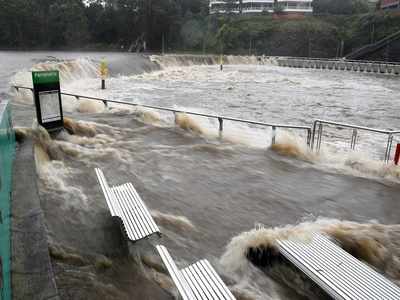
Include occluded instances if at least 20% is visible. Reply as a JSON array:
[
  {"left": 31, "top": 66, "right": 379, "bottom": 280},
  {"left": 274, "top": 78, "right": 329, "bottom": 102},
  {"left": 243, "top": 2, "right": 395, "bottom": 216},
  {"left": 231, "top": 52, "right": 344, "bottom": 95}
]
[
  {"left": 150, "top": 210, "right": 196, "bottom": 233},
  {"left": 11, "top": 58, "right": 99, "bottom": 106},
  {"left": 12, "top": 58, "right": 98, "bottom": 88},
  {"left": 150, "top": 54, "right": 260, "bottom": 69},
  {"left": 220, "top": 218, "right": 400, "bottom": 298},
  {"left": 175, "top": 113, "right": 204, "bottom": 135},
  {"left": 11, "top": 56, "right": 400, "bottom": 183}
]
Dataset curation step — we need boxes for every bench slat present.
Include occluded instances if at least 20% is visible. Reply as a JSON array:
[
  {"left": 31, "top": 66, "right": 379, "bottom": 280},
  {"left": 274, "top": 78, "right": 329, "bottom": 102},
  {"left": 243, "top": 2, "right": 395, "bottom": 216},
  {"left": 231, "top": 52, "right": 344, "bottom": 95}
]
[
  {"left": 157, "top": 245, "right": 236, "bottom": 300},
  {"left": 95, "top": 168, "right": 160, "bottom": 242},
  {"left": 156, "top": 245, "right": 196, "bottom": 300},
  {"left": 288, "top": 234, "right": 399, "bottom": 300},
  {"left": 114, "top": 185, "right": 151, "bottom": 239},
  {"left": 278, "top": 234, "right": 400, "bottom": 300},
  {"left": 111, "top": 186, "right": 143, "bottom": 240},
  {"left": 118, "top": 184, "right": 153, "bottom": 237},
  {"left": 181, "top": 264, "right": 214, "bottom": 300},
  {"left": 314, "top": 234, "right": 400, "bottom": 298},
  {"left": 308, "top": 234, "right": 391, "bottom": 299},
  {"left": 182, "top": 260, "right": 236, "bottom": 300},
  {"left": 199, "top": 260, "right": 236, "bottom": 300},
  {"left": 95, "top": 168, "right": 117, "bottom": 216},
  {"left": 124, "top": 183, "right": 160, "bottom": 236}
]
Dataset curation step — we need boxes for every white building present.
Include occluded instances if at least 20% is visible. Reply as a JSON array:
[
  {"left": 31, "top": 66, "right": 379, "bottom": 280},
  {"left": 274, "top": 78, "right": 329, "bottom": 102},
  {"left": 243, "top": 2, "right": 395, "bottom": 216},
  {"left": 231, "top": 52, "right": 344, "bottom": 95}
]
[{"left": 209, "top": 0, "right": 313, "bottom": 14}]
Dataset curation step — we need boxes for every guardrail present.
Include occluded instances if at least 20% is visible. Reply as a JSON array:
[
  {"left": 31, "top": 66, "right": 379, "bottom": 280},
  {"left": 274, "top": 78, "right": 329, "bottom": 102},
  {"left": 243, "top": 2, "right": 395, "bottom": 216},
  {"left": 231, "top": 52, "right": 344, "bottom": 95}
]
[
  {"left": 12, "top": 86, "right": 312, "bottom": 146},
  {"left": 13, "top": 85, "right": 400, "bottom": 163},
  {"left": 311, "top": 119, "right": 400, "bottom": 163},
  {"left": 277, "top": 56, "right": 400, "bottom": 65},
  {"left": 276, "top": 57, "right": 400, "bottom": 75}
]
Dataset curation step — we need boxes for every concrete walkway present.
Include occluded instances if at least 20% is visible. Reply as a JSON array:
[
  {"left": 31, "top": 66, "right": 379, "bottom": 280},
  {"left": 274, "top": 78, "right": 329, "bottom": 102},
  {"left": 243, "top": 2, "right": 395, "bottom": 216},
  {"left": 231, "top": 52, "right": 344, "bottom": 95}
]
[{"left": 11, "top": 139, "right": 59, "bottom": 300}]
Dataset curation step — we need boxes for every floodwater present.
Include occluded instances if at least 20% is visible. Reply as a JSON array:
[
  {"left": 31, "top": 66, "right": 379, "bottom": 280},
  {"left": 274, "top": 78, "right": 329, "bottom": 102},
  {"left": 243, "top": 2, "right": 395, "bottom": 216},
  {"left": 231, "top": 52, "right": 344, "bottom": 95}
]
[{"left": 3, "top": 51, "right": 400, "bottom": 300}]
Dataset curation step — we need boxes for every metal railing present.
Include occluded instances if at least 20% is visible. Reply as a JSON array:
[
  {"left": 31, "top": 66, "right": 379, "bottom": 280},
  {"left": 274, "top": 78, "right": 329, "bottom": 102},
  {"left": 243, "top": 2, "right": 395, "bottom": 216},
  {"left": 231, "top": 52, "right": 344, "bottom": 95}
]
[
  {"left": 278, "top": 56, "right": 400, "bottom": 65},
  {"left": 12, "top": 85, "right": 400, "bottom": 163},
  {"left": 12, "top": 85, "right": 312, "bottom": 146},
  {"left": 311, "top": 119, "right": 400, "bottom": 163}
]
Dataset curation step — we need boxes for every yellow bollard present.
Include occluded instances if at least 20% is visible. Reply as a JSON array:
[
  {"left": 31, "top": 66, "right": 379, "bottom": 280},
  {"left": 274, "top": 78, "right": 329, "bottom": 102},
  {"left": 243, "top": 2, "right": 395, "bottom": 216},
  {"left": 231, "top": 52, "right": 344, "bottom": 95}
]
[{"left": 100, "top": 59, "right": 108, "bottom": 90}]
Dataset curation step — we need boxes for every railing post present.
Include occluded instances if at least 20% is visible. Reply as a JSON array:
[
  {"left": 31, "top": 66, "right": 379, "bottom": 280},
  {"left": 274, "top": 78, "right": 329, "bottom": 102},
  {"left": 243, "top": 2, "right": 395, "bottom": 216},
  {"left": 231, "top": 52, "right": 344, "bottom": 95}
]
[
  {"left": 385, "top": 134, "right": 393, "bottom": 163},
  {"left": 311, "top": 121, "right": 318, "bottom": 150},
  {"left": 218, "top": 118, "right": 223, "bottom": 132},
  {"left": 306, "top": 129, "right": 311, "bottom": 146},
  {"left": 317, "top": 123, "right": 323, "bottom": 152},
  {"left": 350, "top": 129, "right": 358, "bottom": 150},
  {"left": 218, "top": 117, "right": 223, "bottom": 139},
  {"left": 271, "top": 126, "right": 276, "bottom": 145}
]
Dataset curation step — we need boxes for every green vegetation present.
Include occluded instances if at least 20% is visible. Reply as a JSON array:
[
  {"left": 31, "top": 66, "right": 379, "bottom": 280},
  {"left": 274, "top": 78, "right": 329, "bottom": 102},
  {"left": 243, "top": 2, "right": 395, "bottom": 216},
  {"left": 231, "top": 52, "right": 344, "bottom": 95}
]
[
  {"left": 313, "top": 0, "right": 371, "bottom": 15},
  {"left": 211, "top": 13, "right": 400, "bottom": 58},
  {"left": 0, "top": 0, "right": 399, "bottom": 59},
  {"left": 0, "top": 0, "right": 208, "bottom": 50}
]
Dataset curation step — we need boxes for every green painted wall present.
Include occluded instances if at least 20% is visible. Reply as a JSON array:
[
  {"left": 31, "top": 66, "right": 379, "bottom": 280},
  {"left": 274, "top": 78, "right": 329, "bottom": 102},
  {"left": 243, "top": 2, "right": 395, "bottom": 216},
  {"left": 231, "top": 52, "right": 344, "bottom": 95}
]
[{"left": 0, "top": 101, "right": 15, "bottom": 300}]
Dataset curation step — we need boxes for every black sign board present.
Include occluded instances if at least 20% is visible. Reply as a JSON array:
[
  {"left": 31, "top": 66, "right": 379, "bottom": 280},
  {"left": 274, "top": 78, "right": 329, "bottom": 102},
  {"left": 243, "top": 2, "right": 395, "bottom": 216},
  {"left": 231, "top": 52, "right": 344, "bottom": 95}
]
[{"left": 32, "top": 71, "right": 64, "bottom": 131}]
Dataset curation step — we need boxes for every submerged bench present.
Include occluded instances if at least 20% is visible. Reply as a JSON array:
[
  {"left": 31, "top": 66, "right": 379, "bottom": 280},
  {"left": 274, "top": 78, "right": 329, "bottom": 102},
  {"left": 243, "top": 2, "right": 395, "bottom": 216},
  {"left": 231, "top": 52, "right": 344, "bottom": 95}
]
[
  {"left": 278, "top": 233, "right": 400, "bottom": 300},
  {"left": 95, "top": 168, "right": 161, "bottom": 241},
  {"left": 156, "top": 245, "right": 236, "bottom": 300}
]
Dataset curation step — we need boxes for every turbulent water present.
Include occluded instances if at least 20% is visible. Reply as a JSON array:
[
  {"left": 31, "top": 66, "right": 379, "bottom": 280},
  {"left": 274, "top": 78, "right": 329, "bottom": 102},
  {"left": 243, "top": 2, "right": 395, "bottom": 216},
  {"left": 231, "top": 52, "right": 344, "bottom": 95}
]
[{"left": 3, "top": 51, "right": 400, "bottom": 299}]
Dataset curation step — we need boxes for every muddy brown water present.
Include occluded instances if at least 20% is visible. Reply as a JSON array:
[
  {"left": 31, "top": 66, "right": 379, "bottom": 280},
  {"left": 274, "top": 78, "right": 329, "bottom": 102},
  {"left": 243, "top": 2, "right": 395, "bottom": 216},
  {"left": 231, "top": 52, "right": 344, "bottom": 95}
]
[{"left": 3, "top": 51, "right": 400, "bottom": 299}]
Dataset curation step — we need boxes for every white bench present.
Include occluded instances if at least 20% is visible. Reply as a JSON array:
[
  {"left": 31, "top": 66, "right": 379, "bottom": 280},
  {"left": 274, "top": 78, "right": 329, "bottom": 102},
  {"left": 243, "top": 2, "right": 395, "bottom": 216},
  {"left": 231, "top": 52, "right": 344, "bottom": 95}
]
[
  {"left": 95, "top": 168, "right": 161, "bottom": 241},
  {"left": 278, "top": 233, "right": 400, "bottom": 300},
  {"left": 156, "top": 245, "right": 236, "bottom": 300}
]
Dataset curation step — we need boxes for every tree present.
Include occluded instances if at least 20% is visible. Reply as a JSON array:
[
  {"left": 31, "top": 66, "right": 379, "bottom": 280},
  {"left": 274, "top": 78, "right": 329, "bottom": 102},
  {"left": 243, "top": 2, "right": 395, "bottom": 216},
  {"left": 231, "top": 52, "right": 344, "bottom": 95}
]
[
  {"left": 313, "top": 0, "right": 370, "bottom": 15},
  {"left": 48, "top": 0, "right": 89, "bottom": 47}
]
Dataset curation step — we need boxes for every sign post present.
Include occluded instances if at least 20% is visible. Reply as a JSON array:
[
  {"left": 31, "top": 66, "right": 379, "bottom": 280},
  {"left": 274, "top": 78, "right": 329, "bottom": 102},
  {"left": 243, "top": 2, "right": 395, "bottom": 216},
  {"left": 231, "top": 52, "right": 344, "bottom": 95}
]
[
  {"left": 32, "top": 70, "right": 64, "bottom": 131},
  {"left": 100, "top": 59, "right": 108, "bottom": 90}
]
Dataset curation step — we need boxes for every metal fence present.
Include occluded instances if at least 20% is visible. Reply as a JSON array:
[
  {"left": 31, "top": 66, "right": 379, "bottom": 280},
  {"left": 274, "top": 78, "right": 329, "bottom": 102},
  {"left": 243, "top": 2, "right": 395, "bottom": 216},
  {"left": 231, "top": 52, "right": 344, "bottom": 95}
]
[
  {"left": 12, "top": 85, "right": 400, "bottom": 163},
  {"left": 0, "top": 100, "right": 15, "bottom": 300},
  {"left": 311, "top": 119, "right": 400, "bottom": 163},
  {"left": 13, "top": 86, "right": 312, "bottom": 146}
]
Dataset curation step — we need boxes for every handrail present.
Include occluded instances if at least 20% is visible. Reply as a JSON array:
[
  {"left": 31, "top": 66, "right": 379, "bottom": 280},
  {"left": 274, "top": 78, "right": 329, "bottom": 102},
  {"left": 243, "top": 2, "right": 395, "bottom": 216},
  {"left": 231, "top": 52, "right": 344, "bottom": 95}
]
[
  {"left": 12, "top": 85, "right": 400, "bottom": 162},
  {"left": 311, "top": 119, "right": 400, "bottom": 163},
  {"left": 345, "top": 29, "right": 400, "bottom": 60},
  {"left": 12, "top": 85, "right": 312, "bottom": 145},
  {"left": 278, "top": 56, "right": 400, "bottom": 65},
  {"left": 313, "top": 119, "right": 396, "bottom": 135}
]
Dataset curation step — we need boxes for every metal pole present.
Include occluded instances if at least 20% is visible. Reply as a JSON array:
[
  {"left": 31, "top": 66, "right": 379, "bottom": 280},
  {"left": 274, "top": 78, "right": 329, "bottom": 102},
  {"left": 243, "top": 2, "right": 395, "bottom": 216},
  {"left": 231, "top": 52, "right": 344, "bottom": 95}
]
[
  {"left": 317, "top": 123, "right": 323, "bottom": 152},
  {"left": 272, "top": 126, "right": 276, "bottom": 145},
  {"left": 351, "top": 129, "right": 358, "bottom": 150},
  {"left": 307, "top": 129, "right": 312, "bottom": 147},
  {"left": 311, "top": 121, "right": 318, "bottom": 150},
  {"left": 218, "top": 117, "right": 223, "bottom": 139},
  {"left": 218, "top": 118, "right": 223, "bottom": 132},
  {"left": 385, "top": 134, "right": 393, "bottom": 163}
]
